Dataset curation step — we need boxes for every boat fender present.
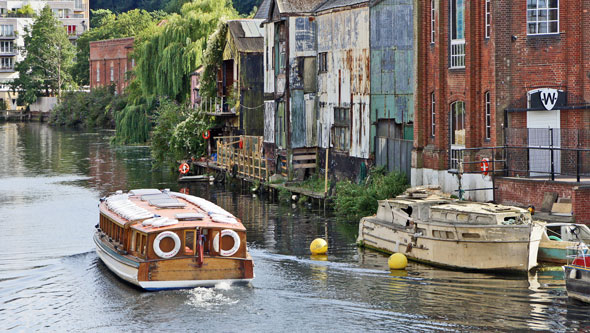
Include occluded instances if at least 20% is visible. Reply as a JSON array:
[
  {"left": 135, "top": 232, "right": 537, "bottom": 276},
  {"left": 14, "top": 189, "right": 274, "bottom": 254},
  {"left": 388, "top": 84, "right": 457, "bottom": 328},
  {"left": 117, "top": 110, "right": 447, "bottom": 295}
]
[
  {"left": 153, "top": 231, "right": 181, "bottom": 259},
  {"left": 212, "top": 229, "right": 241, "bottom": 257},
  {"left": 548, "top": 235, "right": 562, "bottom": 241}
]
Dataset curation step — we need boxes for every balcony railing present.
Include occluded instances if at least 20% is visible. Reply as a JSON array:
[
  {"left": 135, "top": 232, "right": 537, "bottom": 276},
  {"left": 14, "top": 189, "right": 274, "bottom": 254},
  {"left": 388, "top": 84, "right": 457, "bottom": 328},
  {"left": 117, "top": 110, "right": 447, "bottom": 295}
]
[{"left": 450, "top": 39, "right": 465, "bottom": 69}]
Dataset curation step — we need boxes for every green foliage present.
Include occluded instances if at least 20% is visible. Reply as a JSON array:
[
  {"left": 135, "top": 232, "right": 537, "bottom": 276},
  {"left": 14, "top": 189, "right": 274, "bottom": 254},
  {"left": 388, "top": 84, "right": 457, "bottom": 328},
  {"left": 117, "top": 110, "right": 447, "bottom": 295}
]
[
  {"left": 232, "top": 0, "right": 263, "bottom": 16},
  {"left": 300, "top": 175, "right": 330, "bottom": 193},
  {"left": 11, "top": 6, "right": 75, "bottom": 105},
  {"left": 200, "top": 21, "right": 228, "bottom": 98},
  {"left": 134, "top": 0, "right": 238, "bottom": 103},
  {"left": 16, "top": 5, "right": 35, "bottom": 16},
  {"left": 73, "top": 9, "right": 161, "bottom": 86},
  {"left": 112, "top": 80, "right": 153, "bottom": 144},
  {"left": 49, "top": 85, "right": 122, "bottom": 129},
  {"left": 333, "top": 170, "right": 409, "bottom": 222},
  {"left": 91, "top": 0, "right": 260, "bottom": 15},
  {"left": 151, "top": 99, "right": 212, "bottom": 166}
]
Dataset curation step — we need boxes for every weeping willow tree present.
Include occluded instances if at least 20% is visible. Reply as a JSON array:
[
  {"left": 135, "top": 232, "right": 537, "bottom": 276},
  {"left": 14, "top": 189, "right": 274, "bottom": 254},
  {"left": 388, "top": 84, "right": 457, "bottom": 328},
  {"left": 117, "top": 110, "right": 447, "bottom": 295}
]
[
  {"left": 114, "top": 0, "right": 238, "bottom": 144},
  {"left": 200, "top": 21, "right": 228, "bottom": 99},
  {"left": 135, "top": 0, "right": 238, "bottom": 102}
]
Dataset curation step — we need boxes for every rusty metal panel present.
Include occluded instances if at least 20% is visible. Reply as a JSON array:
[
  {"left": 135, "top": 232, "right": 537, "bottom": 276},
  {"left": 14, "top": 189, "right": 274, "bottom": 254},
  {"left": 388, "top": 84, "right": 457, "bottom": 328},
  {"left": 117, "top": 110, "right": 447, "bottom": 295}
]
[
  {"left": 290, "top": 89, "right": 306, "bottom": 148},
  {"left": 370, "top": 0, "right": 414, "bottom": 153},
  {"left": 315, "top": 6, "right": 370, "bottom": 159},
  {"left": 303, "top": 57, "right": 316, "bottom": 93},
  {"left": 264, "top": 101, "right": 275, "bottom": 143},
  {"left": 305, "top": 93, "right": 316, "bottom": 147}
]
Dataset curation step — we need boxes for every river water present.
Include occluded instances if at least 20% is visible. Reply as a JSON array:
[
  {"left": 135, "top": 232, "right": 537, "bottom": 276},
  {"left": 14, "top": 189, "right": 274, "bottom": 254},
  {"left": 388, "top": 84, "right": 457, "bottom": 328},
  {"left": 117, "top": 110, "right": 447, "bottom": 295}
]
[{"left": 0, "top": 122, "right": 588, "bottom": 331}]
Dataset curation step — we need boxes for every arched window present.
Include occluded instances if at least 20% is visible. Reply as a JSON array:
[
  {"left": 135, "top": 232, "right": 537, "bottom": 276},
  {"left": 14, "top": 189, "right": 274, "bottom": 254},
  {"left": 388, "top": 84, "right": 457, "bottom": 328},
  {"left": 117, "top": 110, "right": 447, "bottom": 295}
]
[{"left": 451, "top": 101, "right": 465, "bottom": 146}]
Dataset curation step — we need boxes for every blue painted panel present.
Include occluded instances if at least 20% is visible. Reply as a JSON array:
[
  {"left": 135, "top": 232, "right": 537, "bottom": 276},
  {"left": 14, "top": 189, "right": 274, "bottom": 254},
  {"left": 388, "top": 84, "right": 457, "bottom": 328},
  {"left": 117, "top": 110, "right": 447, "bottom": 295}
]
[
  {"left": 371, "top": 50, "right": 382, "bottom": 95},
  {"left": 394, "top": 50, "right": 413, "bottom": 94},
  {"left": 290, "top": 90, "right": 306, "bottom": 148},
  {"left": 385, "top": 95, "right": 396, "bottom": 120}
]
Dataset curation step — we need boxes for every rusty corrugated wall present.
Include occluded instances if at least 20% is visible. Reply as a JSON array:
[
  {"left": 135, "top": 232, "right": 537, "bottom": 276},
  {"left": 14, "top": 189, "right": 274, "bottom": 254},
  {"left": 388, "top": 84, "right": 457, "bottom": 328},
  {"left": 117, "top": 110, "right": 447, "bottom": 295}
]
[
  {"left": 370, "top": 0, "right": 415, "bottom": 150},
  {"left": 317, "top": 5, "right": 371, "bottom": 159}
]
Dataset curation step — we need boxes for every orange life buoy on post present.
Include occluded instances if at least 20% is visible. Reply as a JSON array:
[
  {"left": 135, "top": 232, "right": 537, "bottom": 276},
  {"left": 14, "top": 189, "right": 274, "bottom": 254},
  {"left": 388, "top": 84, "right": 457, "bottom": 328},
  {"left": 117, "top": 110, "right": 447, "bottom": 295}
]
[
  {"left": 179, "top": 162, "right": 190, "bottom": 174},
  {"left": 202, "top": 130, "right": 211, "bottom": 140}
]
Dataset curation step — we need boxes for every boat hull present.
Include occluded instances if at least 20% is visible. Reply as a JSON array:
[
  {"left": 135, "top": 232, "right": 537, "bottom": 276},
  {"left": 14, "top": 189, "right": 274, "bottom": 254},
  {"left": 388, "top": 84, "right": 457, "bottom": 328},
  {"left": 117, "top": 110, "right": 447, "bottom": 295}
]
[
  {"left": 564, "top": 265, "right": 590, "bottom": 303},
  {"left": 94, "top": 233, "right": 253, "bottom": 290},
  {"left": 358, "top": 217, "right": 543, "bottom": 272},
  {"left": 538, "top": 244, "right": 569, "bottom": 264}
]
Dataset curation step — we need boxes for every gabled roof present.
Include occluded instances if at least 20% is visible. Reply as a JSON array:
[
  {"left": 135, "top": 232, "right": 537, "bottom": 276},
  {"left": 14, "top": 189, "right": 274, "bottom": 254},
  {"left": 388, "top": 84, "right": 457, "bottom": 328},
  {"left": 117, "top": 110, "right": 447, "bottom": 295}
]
[
  {"left": 254, "top": 0, "right": 272, "bottom": 19},
  {"left": 315, "top": 0, "right": 369, "bottom": 12},
  {"left": 275, "top": 0, "right": 326, "bottom": 14},
  {"left": 227, "top": 19, "right": 265, "bottom": 53}
]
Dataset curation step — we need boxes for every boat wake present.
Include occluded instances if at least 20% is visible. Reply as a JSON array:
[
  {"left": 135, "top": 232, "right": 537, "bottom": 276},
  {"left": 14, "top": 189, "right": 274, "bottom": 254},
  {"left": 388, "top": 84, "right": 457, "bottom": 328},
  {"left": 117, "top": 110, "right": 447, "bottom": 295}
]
[{"left": 185, "top": 285, "right": 239, "bottom": 308}]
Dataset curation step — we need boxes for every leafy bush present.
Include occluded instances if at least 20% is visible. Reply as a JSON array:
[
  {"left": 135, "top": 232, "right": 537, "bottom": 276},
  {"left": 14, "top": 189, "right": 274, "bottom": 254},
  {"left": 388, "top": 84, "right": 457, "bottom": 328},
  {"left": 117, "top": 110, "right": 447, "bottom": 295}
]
[
  {"left": 49, "top": 86, "right": 120, "bottom": 129},
  {"left": 333, "top": 169, "right": 409, "bottom": 222},
  {"left": 150, "top": 99, "right": 212, "bottom": 166}
]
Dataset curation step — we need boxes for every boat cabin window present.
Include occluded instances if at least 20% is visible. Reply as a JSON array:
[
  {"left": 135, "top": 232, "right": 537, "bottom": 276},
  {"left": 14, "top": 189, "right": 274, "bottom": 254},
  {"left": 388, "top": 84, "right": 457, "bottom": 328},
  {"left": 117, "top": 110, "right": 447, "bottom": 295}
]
[
  {"left": 433, "top": 230, "right": 455, "bottom": 239},
  {"left": 99, "top": 214, "right": 124, "bottom": 244},
  {"left": 184, "top": 230, "right": 195, "bottom": 255},
  {"left": 132, "top": 231, "right": 147, "bottom": 257}
]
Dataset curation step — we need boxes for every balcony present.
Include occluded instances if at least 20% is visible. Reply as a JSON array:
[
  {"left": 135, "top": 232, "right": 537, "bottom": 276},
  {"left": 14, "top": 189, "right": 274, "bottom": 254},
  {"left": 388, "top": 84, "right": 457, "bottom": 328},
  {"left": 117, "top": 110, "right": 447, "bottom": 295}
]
[
  {"left": 0, "top": 66, "right": 15, "bottom": 73},
  {"left": 0, "top": 34, "right": 16, "bottom": 40}
]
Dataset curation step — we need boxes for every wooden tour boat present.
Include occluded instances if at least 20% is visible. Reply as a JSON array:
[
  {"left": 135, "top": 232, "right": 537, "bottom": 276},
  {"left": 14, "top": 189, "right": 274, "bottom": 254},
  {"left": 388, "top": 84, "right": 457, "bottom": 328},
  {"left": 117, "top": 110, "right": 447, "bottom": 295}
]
[
  {"left": 94, "top": 189, "right": 254, "bottom": 291},
  {"left": 357, "top": 186, "right": 544, "bottom": 273},
  {"left": 564, "top": 243, "right": 590, "bottom": 303},
  {"left": 539, "top": 223, "right": 590, "bottom": 264}
]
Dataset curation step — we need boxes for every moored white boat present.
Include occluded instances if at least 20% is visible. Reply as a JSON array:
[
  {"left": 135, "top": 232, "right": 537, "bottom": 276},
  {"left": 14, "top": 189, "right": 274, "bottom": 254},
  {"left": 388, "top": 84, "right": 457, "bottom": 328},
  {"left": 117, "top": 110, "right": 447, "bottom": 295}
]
[
  {"left": 357, "top": 187, "right": 543, "bottom": 273},
  {"left": 538, "top": 223, "right": 590, "bottom": 264},
  {"left": 564, "top": 243, "right": 590, "bottom": 303},
  {"left": 95, "top": 189, "right": 254, "bottom": 291}
]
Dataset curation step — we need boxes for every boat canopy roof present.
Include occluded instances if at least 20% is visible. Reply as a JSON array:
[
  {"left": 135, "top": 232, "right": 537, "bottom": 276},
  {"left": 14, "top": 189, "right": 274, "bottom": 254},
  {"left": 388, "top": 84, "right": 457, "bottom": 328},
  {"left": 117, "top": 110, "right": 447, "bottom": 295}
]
[{"left": 100, "top": 189, "right": 246, "bottom": 233}]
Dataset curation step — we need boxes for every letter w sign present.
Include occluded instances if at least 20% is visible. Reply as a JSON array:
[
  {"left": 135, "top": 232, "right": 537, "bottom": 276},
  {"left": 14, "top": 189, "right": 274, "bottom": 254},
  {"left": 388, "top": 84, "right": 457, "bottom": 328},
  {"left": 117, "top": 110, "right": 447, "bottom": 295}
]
[{"left": 539, "top": 88, "right": 559, "bottom": 110}]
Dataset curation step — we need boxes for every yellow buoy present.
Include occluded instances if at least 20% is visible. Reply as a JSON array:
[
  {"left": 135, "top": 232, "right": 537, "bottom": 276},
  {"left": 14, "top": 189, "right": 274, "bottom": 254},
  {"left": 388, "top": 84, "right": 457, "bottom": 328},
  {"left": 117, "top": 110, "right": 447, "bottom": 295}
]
[
  {"left": 388, "top": 253, "right": 408, "bottom": 270},
  {"left": 310, "top": 238, "right": 328, "bottom": 255}
]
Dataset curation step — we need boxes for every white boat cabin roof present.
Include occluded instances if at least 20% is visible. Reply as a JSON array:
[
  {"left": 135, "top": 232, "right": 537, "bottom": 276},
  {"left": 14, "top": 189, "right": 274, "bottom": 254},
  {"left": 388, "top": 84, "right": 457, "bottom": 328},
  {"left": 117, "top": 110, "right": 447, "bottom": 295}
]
[{"left": 100, "top": 189, "right": 246, "bottom": 233}]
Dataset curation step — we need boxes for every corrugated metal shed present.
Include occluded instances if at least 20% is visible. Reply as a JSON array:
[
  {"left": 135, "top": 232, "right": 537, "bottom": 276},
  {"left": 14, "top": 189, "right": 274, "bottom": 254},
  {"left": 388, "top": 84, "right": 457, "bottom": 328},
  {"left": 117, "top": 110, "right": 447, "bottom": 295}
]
[
  {"left": 227, "top": 20, "right": 265, "bottom": 53},
  {"left": 315, "top": 0, "right": 368, "bottom": 12},
  {"left": 276, "top": 0, "right": 326, "bottom": 14}
]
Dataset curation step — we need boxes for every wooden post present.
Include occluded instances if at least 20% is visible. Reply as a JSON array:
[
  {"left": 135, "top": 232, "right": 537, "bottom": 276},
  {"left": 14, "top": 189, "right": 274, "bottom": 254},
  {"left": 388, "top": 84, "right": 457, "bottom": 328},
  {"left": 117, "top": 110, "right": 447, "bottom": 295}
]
[{"left": 324, "top": 148, "right": 329, "bottom": 195}]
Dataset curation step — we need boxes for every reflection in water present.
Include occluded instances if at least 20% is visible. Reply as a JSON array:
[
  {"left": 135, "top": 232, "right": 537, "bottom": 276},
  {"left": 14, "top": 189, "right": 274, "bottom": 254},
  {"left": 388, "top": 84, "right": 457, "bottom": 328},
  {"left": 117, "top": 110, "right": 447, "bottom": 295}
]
[{"left": 1, "top": 123, "right": 590, "bottom": 331}]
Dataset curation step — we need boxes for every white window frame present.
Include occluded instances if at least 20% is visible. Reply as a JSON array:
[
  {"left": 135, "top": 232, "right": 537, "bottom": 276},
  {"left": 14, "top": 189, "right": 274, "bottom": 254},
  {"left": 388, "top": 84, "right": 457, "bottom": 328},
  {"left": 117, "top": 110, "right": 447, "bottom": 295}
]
[
  {"left": 527, "top": 0, "right": 559, "bottom": 35},
  {"left": 485, "top": 91, "right": 491, "bottom": 140},
  {"left": 96, "top": 63, "right": 100, "bottom": 82},
  {"left": 485, "top": 0, "right": 491, "bottom": 39},
  {"left": 431, "top": 92, "right": 436, "bottom": 137},
  {"left": 431, "top": 0, "right": 435, "bottom": 44},
  {"left": 110, "top": 65, "right": 114, "bottom": 82},
  {"left": 449, "top": 0, "right": 465, "bottom": 69}
]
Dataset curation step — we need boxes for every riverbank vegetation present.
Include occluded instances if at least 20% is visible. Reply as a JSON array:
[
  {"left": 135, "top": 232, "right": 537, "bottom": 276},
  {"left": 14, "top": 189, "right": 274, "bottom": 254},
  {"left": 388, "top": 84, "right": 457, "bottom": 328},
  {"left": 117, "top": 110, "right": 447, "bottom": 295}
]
[{"left": 333, "top": 169, "right": 409, "bottom": 221}]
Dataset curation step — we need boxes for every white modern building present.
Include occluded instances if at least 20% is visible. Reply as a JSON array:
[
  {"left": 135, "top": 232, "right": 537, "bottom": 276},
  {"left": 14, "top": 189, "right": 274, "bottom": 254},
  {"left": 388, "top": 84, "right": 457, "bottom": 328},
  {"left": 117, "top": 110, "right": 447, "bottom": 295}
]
[{"left": 0, "top": 0, "right": 89, "bottom": 110}]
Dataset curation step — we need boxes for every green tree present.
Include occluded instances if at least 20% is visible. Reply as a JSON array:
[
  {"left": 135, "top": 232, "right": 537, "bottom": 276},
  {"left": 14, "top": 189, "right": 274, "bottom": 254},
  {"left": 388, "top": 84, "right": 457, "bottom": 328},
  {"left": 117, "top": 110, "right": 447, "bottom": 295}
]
[{"left": 11, "top": 6, "right": 75, "bottom": 105}]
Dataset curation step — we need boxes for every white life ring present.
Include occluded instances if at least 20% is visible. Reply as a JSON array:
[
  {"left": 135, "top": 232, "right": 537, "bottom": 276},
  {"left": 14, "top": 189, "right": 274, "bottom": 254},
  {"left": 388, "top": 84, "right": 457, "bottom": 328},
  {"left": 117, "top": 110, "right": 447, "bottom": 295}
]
[
  {"left": 212, "top": 229, "right": 241, "bottom": 257},
  {"left": 153, "top": 231, "right": 181, "bottom": 259}
]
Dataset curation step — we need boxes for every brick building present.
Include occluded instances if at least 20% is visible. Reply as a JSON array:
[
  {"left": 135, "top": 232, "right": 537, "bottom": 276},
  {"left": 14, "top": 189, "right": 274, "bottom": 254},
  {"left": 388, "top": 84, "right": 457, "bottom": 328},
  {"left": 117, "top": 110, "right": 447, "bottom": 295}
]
[
  {"left": 89, "top": 37, "right": 134, "bottom": 94},
  {"left": 413, "top": 0, "right": 590, "bottom": 222}
]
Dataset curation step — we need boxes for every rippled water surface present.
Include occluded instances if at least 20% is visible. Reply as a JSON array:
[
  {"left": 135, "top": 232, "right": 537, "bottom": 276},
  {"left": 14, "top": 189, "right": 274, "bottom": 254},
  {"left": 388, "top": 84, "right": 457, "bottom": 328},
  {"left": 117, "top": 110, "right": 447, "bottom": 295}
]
[{"left": 1, "top": 123, "right": 589, "bottom": 331}]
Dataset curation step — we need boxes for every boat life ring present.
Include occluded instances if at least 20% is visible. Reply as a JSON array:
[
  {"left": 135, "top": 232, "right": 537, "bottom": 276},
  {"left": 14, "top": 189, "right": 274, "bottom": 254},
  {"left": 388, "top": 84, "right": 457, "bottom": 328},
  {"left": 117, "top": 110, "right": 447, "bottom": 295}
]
[
  {"left": 179, "top": 162, "right": 190, "bottom": 174},
  {"left": 238, "top": 139, "right": 243, "bottom": 149},
  {"left": 202, "top": 130, "right": 211, "bottom": 140},
  {"left": 212, "top": 229, "right": 241, "bottom": 257},
  {"left": 153, "top": 231, "right": 181, "bottom": 259}
]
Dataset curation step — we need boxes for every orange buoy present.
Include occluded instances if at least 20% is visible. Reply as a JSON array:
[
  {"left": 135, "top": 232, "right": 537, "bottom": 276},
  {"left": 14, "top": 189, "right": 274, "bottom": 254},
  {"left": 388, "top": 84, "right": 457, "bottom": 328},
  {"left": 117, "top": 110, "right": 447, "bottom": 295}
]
[{"left": 202, "top": 130, "right": 211, "bottom": 140}]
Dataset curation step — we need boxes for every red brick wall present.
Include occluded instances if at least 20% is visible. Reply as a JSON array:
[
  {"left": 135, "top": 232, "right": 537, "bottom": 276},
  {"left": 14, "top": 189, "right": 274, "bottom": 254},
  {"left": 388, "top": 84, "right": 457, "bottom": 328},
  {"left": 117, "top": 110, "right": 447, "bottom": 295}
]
[
  {"left": 415, "top": 0, "right": 590, "bottom": 172},
  {"left": 496, "top": 178, "right": 590, "bottom": 224},
  {"left": 89, "top": 37, "right": 134, "bottom": 94}
]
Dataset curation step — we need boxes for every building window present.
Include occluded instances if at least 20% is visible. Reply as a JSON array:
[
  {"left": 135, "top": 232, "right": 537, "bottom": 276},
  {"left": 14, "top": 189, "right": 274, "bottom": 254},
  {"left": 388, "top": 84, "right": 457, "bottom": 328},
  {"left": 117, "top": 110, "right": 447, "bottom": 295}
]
[
  {"left": 0, "top": 41, "right": 13, "bottom": 53},
  {"left": 485, "top": 0, "right": 491, "bottom": 38},
  {"left": 485, "top": 91, "right": 491, "bottom": 140},
  {"left": 131, "top": 58, "right": 135, "bottom": 68},
  {"left": 110, "top": 65, "right": 114, "bottom": 82},
  {"left": 318, "top": 52, "right": 328, "bottom": 72},
  {"left": 450, "top": 0, "right": 465, "bottom": 68},
  {"left": 527, "top": 0, "right": 558, "bottom": 35},
  {"left": 431, "top": 92, "right": 436, "bottom": 137},
  {"left": 65, "top": 25, "right": 76, "bottom": 36},
  {"left": 451, "top": 101, "right": 465, "bottom": 146},
  {"left": 0, "top": 25, "right": 14, "bottom": 37},
  {"left": 332, "top": 107, "right": 350, "bottom": 151},
  {"left": 431, "top": 0, "right": 435, "bottom": 44},
  {"left": 96, "top": 63, "right": 100, "bottom": 82},
  {"left": 0, "top": 57, "right": 13, "bottom": 70}
]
